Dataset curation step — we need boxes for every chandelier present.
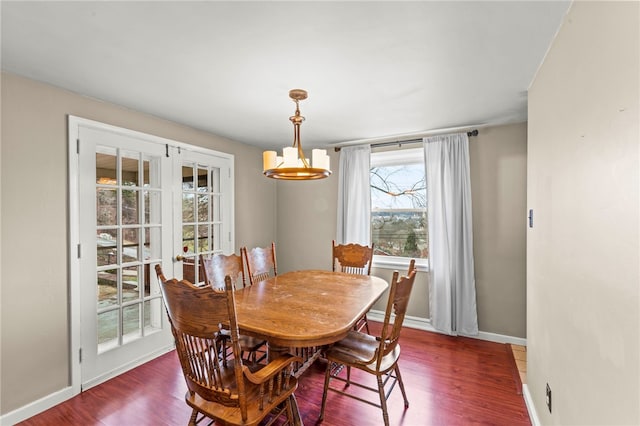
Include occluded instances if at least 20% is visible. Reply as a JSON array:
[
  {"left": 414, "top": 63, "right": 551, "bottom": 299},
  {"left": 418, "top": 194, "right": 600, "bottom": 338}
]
[{"left": 262, "top": 89, "right": 331, "bottom": 180}]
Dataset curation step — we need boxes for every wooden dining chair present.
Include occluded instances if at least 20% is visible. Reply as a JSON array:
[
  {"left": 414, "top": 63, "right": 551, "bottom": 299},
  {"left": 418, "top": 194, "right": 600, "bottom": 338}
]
[
  {"left": 155, "top": 263, "right": 168, "bottom": 284},
  {"left": 332, "top": 240, "right": 375, "bottom": 275},
  {"left": 199, "top": 253, "right": 267, "bottom": 365},
  {"left": 332, "top": 240, "right": 375, "bottom": 333},
  {"left": 242, "top": 242, "right": 277, "bottom": 286},
  {"left": 319, "top": 265, "right": 417, "bottom": 426},
  {"left": 158, "top": 272, "right": 302, "bottom": 426},
  {"left": 199, "top": 253, "right": 245, "bottom": 290}
]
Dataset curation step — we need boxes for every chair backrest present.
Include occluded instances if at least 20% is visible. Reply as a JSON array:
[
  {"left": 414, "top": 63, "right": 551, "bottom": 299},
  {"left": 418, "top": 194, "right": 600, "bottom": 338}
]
[
  {"left": 158, "top": 273, "right": 251, "bottom": 420},
  {"left": 200, "top": 253, "right": 246, "bottom": 290},
  {"left": 155, "top": 264, "right": 168, "bottom": 285},
  {"left": 332, "top": 240, "right": 374, "bottom": 275},
  {"left": 376, "top": 265, "right": 417, "bottom": 368},
  {"left": 181, "top": 256, "right": 198, "bottom": 283},
  {"left": 242, "top": 242, "right": 277, "bottom": 285},
  {"left": 407, "top": 258, "right": 416, "bottom": 276}
]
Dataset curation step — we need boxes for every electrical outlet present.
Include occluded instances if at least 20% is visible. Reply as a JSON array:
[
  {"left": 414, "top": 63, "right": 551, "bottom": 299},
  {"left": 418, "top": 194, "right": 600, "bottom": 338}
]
[{"left": 546, "top": 383, "right": 552, "bottom": 413}]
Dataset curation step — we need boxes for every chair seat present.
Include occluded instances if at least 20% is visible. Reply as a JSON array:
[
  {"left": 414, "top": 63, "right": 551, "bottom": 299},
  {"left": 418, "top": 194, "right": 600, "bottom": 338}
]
[
  {"left": 219, "top": 329, "right": 266, "bottom": 352},
  {"left": 218, "top": 329, "right": 267, "bottom": 365},
  {"left": 239, "top": 335, "right": 267, "bottom": 352},
  {"left": 185, "top": 359, "right": 298, "bottom": 426},
  {"left": 326, "top": 330, "right": 402, "bottom": 374}
]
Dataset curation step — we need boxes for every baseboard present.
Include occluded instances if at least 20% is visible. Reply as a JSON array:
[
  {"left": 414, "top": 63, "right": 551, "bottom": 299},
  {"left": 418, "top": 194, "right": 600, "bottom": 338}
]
[
  {"left": 81, "top": 344, "right": 175, "bottom": 391},
  {"left": 0, "top": 386, "right": 75, "bottom": 426},
  {"left": 473, "top": 330, "right": 527, "bottom": 346},
  {"left": 0, "top": 344, "right": 174, "bottom": 425},
  {"left": 367, "top": 310, "right": 527, "bottom": 346},
  {"left": 367, "top": 310, "right": 434, "bottom": 332},
  {"left": 523, "top": 384, "right": 541, "bottom": 426}
]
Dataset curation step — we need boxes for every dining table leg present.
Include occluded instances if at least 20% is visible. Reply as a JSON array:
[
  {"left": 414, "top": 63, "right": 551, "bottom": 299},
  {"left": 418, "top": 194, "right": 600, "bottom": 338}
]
[{"left": 269, "top": 343, "right": 304, "bottom": 426}]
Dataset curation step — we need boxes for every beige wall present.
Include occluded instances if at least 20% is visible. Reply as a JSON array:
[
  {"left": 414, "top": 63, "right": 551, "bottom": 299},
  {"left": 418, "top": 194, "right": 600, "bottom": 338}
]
[
  {"left": 276, "top": 123, "right": 528, "bottom": 336},
  {"left": 0, "top": 72, "right": 277, "bottom": 414},
  {"left": 275, "top": 154, "right": 340, "bottom": 274},
  {"left": 471, "top": 123, "right": 527, "bottom": 338},
  {"left": 528, "top": 2, "right": 639, "bottom": 425}
]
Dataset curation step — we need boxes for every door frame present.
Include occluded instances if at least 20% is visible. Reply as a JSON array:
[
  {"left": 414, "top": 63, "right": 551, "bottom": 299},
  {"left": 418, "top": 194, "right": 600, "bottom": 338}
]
[{"left": 68, "top": 115, "right": 235, "bottom": 394}]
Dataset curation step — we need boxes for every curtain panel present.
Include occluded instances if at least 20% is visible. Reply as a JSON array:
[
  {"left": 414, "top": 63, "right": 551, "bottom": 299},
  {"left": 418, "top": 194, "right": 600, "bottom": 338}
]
[
  {"left": 336, "top": 145, "right": 371, "bottom": 245},
  {"left": 424, "top": 133, "right": 478, "bottom": 336}
]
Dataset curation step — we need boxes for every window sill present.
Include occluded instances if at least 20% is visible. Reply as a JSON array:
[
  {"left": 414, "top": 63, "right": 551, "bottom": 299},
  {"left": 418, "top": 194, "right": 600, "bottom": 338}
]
[{"left": 372, "top": 256, "right": 429, "bottom": 273}]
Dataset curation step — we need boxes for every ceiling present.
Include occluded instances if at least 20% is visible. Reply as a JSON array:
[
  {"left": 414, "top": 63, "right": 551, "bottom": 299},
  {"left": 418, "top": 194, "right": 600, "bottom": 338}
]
[{"left": 1, "top": 1, "right": 571, "bottom": 150}]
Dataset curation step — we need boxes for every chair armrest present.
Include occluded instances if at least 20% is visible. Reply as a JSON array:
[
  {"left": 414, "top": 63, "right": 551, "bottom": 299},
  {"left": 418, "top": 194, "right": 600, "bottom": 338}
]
[{"left": 242, "top": 353, "right": 302, "bottom": 385}]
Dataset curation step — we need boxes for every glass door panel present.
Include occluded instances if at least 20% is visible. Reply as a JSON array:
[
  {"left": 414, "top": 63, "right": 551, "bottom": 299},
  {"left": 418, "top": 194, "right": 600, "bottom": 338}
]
[
  {"left": 79, "top": 125, "right": 171, "bottom": 389},
  {"left": 175, "top": 152, "right": 230, "bottom": 285}
]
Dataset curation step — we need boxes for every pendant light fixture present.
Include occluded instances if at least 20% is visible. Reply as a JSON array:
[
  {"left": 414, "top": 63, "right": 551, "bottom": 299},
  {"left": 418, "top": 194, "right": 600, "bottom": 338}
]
[{"left": 262, "top": 89, "right": 331, "bottom": 180}]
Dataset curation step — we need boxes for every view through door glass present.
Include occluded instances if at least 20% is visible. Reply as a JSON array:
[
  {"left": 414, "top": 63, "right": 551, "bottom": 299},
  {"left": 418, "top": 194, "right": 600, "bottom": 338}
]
[{"left": 95, "top": 148, "right": 164, "bottom": 351}]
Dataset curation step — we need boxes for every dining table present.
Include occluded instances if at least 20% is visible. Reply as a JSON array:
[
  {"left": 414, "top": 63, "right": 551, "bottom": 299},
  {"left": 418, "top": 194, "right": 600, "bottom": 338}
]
[{"left": 233, "top": 269, "right": 389, "bottom": 425}]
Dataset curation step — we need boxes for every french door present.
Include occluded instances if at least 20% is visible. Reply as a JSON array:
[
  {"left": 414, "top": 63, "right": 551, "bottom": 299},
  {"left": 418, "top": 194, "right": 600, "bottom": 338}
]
[{"left": 70, "top": 117, "right": 233, "bottom": 390}]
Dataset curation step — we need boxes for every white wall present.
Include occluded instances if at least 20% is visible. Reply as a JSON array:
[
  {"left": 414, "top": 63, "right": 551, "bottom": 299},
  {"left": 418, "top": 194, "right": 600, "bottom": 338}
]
[{"left": 527, "top": 2, "right": 639, "bottom": 424}]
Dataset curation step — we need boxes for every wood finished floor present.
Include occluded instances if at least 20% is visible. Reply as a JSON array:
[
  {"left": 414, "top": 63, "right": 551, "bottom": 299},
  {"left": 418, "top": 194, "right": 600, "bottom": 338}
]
[
  {"left": 19, "top": 322, "right": 531, "bottom": 426},
  {"left": 511, "top": 344, "right": 527, "bottom": 385}
]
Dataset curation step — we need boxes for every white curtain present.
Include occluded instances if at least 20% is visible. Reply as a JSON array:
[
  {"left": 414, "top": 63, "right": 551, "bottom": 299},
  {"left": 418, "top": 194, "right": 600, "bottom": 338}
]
[
  {"left": 336, "top": 145, "right": 371, "bottom": 245},
  {"left": 424, "top": 133, "right": 478, "bottom": 336}
]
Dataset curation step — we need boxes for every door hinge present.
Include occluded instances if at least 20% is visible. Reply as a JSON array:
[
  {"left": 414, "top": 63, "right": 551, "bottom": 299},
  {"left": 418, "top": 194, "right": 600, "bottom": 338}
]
[
  {"left": 229, "top": 231, "right": 231, "bottom": 242},
  {"left": 77, "top": 138, "right": 80, "bottom": 154},
  {"left": 165, "top": 144, "right": 169, "bottom": 158},
  {"left": 77, "top": 244, "right": 82, "bottom": 259},
  {"left": 79, "top": 348, "right": 82, "bottom": 363}
]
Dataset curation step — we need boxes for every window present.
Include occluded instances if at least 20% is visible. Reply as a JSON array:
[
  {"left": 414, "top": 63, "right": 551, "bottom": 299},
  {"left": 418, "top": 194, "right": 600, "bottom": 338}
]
[{"left": 370, "top": 147, "right": 428, "bottom": 269}]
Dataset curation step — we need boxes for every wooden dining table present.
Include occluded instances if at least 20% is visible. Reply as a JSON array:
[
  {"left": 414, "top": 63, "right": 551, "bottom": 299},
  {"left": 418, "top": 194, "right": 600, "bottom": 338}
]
[
  {"left": 233, "top": 269, "right": 388, "bottom": 425},
  {"left": 234, "top": 269, "right": 388, "bottom": 348}
]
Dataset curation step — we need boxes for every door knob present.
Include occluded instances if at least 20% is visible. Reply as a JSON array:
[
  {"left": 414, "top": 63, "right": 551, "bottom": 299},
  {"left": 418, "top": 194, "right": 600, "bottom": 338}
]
[{"left": 175, "top": 255, "right": 186, "bottom": 262}]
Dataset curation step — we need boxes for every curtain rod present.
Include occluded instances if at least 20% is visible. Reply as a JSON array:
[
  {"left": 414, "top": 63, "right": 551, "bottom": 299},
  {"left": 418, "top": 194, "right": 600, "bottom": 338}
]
[{"left": 333, "top": 129, "right": 478, "bottom": 152}]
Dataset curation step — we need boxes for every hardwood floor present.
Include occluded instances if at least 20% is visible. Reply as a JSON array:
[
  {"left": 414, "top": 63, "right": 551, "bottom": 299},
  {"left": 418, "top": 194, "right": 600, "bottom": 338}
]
[{"left": 19, "top": 322, "right": 530, "bottom": 425}]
